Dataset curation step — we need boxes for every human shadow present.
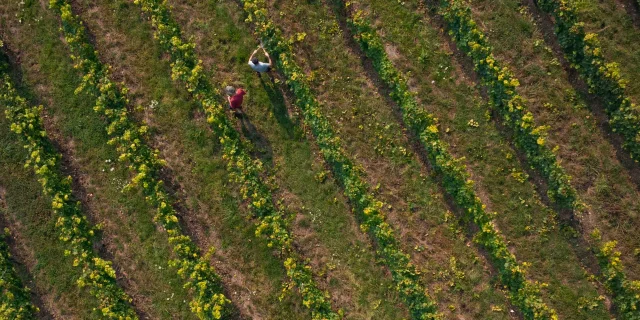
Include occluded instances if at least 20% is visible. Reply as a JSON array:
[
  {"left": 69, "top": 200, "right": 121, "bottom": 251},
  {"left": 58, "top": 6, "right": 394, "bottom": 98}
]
[
  {"left": 259, "top": 76, "right": 300, "bottom": 139},
  {"left": 236, "top": 111, "right": 275, "bottom": 167}
]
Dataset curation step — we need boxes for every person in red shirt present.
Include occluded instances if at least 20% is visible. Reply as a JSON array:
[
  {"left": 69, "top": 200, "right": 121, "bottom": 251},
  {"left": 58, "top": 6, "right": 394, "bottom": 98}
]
[{"left": 227, "top": 88, "right": 246, "bottom": 115}]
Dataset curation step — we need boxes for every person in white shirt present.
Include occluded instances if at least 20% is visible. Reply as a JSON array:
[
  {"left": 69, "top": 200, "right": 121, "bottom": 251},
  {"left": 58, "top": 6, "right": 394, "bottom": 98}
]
[{"left": 248, "top": 46, "right": 274, "bottom": 81}]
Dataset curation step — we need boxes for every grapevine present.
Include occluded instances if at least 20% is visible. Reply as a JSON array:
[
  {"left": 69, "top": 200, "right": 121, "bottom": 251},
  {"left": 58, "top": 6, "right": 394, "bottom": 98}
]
[
  {"left": 0, "top": 227, "right": 39, "bottom": 319},
  {"left": 48, "top": 1, "right": 230, "bottom": 318},
  {"left": 341, "top": 2, "right": 557, "bottom": 319},
  {"left": 0, "top": 49, "right": 136, "bottom": 319},
  {"left": 133, "top": 0, "right": 340, "bottom": 318},
  {"left": 240, "top": 0, "right": 442, "bottom": 318},
  {"left": 533, "top": 1, "right": 640, "bottom": 315},
  {"left": 436, "top": 0, "right": 640, "bottom": 317}
]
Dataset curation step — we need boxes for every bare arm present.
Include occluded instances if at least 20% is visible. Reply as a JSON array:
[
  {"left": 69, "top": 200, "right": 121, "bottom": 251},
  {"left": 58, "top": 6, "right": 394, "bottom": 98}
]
[
  {"left": 262, "top": 48, "right": 273, "bottom": 65},
  {"left": 248, "top": 48, "right": 259, "bottom": 63}
]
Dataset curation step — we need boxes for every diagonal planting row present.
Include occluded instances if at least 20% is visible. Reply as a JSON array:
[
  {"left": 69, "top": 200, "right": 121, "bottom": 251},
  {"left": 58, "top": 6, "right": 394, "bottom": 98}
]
[
  {"left": 591, "top": 230, "right": 640, "bottom": 319},
  {"left": 132, "top": 0, "right": 341, "bottom": 319},
  {"left": 241, "top": 0, "right": 444, "bottom": 318},
  {"left": 528, "top": 4, "right": 640, "bottom": 313},
  {"left": 0, "top": 226, "right": 39, "bottom": 319},
  {"left": 437, "top": 0, "right": 578, "bottom": 210},
  {"left": 534, "top": 0, "right": 640, "bottom": 163},
  {"left": 435, "top": 0, "right": 640, "bottom": 317},
  {"left": 339, "top": 2, "right": 556, "bottom": 319},
  {"left": 0, "top": 49, "right": 136, "bottom": 319},
  {"left": 48, "top": 1, "right": 232, "bottom": 318}
]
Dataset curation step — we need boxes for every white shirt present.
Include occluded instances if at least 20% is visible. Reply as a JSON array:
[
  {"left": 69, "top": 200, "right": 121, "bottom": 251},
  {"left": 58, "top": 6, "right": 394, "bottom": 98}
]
[{"left": 248, "top": 60, "right": 271, "bottom": 73}]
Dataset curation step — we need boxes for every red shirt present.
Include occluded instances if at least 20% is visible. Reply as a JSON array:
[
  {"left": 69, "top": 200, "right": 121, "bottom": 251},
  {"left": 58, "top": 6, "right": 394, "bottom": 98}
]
[{"left": 229, "top": 89, "right": 246, "bottom": 109}]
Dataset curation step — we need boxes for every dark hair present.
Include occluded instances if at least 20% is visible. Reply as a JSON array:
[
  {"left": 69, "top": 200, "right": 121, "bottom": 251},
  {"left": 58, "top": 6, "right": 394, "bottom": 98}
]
[{"left": 251, "top": 57, "right": 260, "bottom": 65}]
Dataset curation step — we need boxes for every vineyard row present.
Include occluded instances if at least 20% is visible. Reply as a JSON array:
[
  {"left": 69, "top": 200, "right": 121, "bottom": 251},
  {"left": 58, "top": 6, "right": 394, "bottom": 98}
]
[
  {"left": 49, "top": 1, "right": 231, "bottom": 318},
  {"left": 341, "top": 1, "right": 557, "bottom": 318},
  {"left": 533, "top": 0, "right": 640, "bottom": 317},
  {"left": 133, "top": 0, "right": 341, "bottom": 318},
  {"left": 437, "top": 0, "right": 639, "bottom": 317},
  {"left": 242, "top": 0, "right": 445, "bottom": 318},
  {"left": 1, "top": 48, "right": 136, "bottom": 318}
]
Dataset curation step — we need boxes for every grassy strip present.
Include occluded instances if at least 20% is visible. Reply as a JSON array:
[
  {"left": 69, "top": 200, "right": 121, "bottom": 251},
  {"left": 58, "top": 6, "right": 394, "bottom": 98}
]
[
  {"left": 340, "top": 3, "right": 556, "bottom": 319},
  {"left": 437, "top": 0, "right": 578, "bottom": 209},
  {"left": 47, "top": 1, "right": 231, "bottom": 318},
  {"left": 241, "top": 0, "right": 441, "bottom": 319},
  {"left": 132, "top": 1, "right": 340, "bottom": 319},
  {"left": 437, "top": 0, "right": 639, "bottom": 317},
  {"left": 534, "top": 0, "right": 640, "bottom": 162},
  {"left": 0, "top": 49, "right": 135, "bottom": 319},
  {"left": 0, "top": 228, "right": 38, "bottom": 319}
]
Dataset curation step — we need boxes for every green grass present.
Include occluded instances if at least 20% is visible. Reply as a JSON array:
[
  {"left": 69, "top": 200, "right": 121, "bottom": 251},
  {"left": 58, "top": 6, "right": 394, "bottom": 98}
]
[
  {"left": 68, "top": 0, "right": 417, "bottom": 318},
  {"left": 230, "top": 0, "right": 526, "bottom": 318},
  {"left": 313, "top": 0, "right": 611, "bottom": 318},
  {"left": 571, "top": 0, "right": 640, "bottom": 102},
  {"left": 0, "top": 1, "right": 220, "bottom": 318},
  {"left": 461, "top": 0, "right": 640, "bottom": 279},
  {"left": 365, "top": 0, "right": 610, "bottom": 318},
  {"left": 0, "top": 75, "right": 98, "bottom": 319},
  {"left": 1, "top": 0, "right": 638, "bottom": 318}
]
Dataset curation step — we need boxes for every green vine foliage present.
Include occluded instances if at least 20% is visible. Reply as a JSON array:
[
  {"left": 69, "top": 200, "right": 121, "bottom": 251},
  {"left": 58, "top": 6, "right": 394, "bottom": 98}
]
[
  {"left": 535, "top": 0, "right": 640, "bottom": 163},
  {"left": 48, "top": 1, "right": 230, "bottom": 318},
  {"left": 343, "top": 4, "right": 557, "bottom": 319},
  {"left": 1, "top": 51, "right": 135, "bottom": 319},
  {"left": 438, "top": 0, "right": 578, "bottom": 210},
  {"left": 438, "top": 0, "right": 639, "bottom": 317},
  {"left": 0, "top": 228, "right": 39, "bottom": 319},
  {"left": 132, "top": 0, "right": 339, "bottom": 319},
  {"left": 591, "top": 231, "right": 640, "bottom": 319},
  {"left": 241, "top": 0, "right": 442, "bottom": 319},
  {"left": 531, "top": 6, "right": 640, "bottom": 313}
]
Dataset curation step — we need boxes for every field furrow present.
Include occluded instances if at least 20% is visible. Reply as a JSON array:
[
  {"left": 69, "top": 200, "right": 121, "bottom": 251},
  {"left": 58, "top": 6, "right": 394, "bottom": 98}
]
[
  {"left": 336, "top": 1, "right": 557, "bottom": 318},
  {"left": 48, "top": 1, "right": 235, "bottom": 318},
  {"left": 132, "top": 0, "right": 349, "bottom": 318},
  {"left": 1, "top": 0, "right": 638, "bottom": 318},
  {"left": 0, "top": 49, "right": 138, "bottom": 318},
  {"left": 0, "top": 217, "right": 39, "bottom": 319}
]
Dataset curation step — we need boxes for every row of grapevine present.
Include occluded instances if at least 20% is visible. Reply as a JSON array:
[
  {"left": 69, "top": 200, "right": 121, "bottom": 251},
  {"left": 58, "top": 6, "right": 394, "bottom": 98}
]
[
  {"left": 436, "top": 0, "right": 640, "bottom": 318},
  {"left": 132, "top": 1, "right": 340, "bottom": 319},
  {"left": 0, "top": 227, "right": 39, "bottom": 319},
  {"left": 533, "top": 0, "right": 640, "bottom": 315},
  {"left": 0, "top": 50, "right": 136, "bottom": 318},
  {"left": 529, "top": 5, "right": 640, "bottom": 313},
  {"left": 241, "top": 0, "right": 441, "bottom": 319},
  {"left": 591, "top": 232, "right": 640, "bottom": 319},
  {"left": 438, "top": 0, "right": 578, "bottom": 209},
  {"left": 47, "top": 1, "right": 231, "bottom": 318},
  {"left": 341, "top": 2, "right": 556, "bottom": 319},
  {"left": 534, "top": 0, "right": 640, "bottom": 162}
]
